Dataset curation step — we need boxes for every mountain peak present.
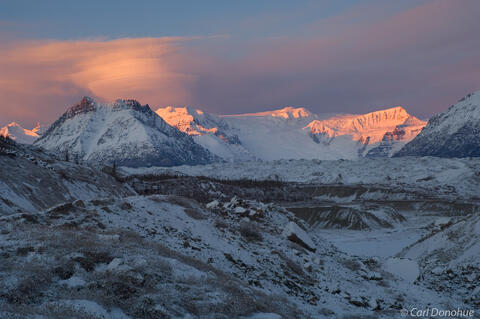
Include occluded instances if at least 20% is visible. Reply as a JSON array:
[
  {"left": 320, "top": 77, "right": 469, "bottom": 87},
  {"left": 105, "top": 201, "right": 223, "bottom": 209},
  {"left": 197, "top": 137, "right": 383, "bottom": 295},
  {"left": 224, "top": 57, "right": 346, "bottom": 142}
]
[
  {"left": 0, "top": 121, "right": 40, "bottom": 144},
  {"left": 305, "top": 106, "right": 425, "bottom": 143},
  {"left": 155, "top": 106, "right": 224, "bottom": 136},
  {"left": 3, "top": 122, "right": 21, "bottom": 128},
  {"left": 275, "top": 106, "right": 312, "bottom": 119},
  {"left": 157, "top": 106, "right": 205, "bottom": 118},
  {"left": 65, "top": 96, "right": 97, "bottom": 119},
  {"left": 364, "top": 106, "right": 408, "bottom": 119},
  {"left": 222, "top": 106, "right": 312, "bottom": 119},
  {"left": 35, "top": 98, "right": 218, "bottom": 167},
  {"left": 111, "top": 99, "right": 152, "bottom": 113}
]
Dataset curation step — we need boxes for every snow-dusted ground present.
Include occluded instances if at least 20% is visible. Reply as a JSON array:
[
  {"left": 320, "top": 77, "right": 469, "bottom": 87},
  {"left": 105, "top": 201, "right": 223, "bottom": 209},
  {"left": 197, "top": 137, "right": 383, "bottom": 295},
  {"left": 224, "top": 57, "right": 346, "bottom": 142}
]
[
  {"left": 2, "top": 145, "right": 479, "bottom": 318},
  {"left": 1, "top": 194, "right": 474, "bottom": 318},
  {"left": 319, "top": 213, "right": 431, "bottom": 258}
]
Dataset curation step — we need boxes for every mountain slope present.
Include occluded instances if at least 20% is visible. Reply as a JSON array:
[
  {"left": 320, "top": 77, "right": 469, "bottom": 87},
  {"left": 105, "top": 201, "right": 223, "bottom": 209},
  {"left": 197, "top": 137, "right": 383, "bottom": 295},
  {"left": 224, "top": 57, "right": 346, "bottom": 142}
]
[
  {"left": 157, "top": 106, "right": 333, "bottom": 161},
  {"left": 35, "top": 97, "right": 218, "bottom": 167},
  {"left": 395, "top": 92, "right": 480, "bottom": 158},
  {"left": 156, "top": 105, "right": 425, "bottom": 161},
  {"left": 305, "top": 107, "right": 426, "bottom": 157},
  {"left": 305, "top": 107, "right": 412, "bottom": 143},
  {"left": 0, "top": 122, "right": 41, "bottom": 144},
  {"left": 155, "top": 106, "right": 254, "bottom": 161}
]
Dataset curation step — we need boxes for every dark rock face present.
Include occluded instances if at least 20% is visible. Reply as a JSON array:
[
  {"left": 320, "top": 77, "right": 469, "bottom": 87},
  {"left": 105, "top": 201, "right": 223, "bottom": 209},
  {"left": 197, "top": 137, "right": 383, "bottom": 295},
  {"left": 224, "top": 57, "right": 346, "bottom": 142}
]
[
  {"left": 366, "top": 127, "right": 406, "bottom": 158},
  {"left": 366, "top": 143, "right": 391, "bottom": 158},
  {"left": 65, "top": 96, "right": 97, "bottom": 119},
  {"left": 396, "top": 123, "right": 480, "bottom": 158},
  {"left": 395, "top": 92, "right": 480, "bottom": 158}
]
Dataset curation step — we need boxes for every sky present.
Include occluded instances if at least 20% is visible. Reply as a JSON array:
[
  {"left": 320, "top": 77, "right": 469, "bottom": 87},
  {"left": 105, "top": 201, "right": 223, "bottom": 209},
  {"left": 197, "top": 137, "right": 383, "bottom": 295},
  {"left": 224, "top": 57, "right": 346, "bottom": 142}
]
[{"left": 1, "top": 0, "right": 479, "bottom": 128}]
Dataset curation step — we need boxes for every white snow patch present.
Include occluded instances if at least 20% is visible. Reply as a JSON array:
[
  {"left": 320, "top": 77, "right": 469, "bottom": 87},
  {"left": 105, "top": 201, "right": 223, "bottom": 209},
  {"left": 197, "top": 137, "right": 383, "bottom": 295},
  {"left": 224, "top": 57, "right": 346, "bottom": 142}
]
[{"left": 384, "top": 257, "right": 419, "bottom": 283}]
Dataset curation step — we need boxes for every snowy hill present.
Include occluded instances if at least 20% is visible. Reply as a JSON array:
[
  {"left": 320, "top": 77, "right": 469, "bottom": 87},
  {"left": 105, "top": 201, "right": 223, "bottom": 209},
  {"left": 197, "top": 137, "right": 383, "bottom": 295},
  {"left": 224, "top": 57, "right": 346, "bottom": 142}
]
[
  {"left": 0, "top": 122, "right": 42, "bottom": 144},
  {"left": 395, "top": 91, "right": 480, "bottom": 157},
  {"left": 34, "top": 97, "right": 218, "bottom": 167},
  {"left": 156, "top": 105, "right": 425, "bottom": 161}
]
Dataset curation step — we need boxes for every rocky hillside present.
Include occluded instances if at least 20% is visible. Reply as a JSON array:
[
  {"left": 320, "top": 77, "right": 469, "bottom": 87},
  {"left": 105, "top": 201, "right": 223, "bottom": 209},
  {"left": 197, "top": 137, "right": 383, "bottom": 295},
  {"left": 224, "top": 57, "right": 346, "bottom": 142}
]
[
  {"left": 0, "top": 142, "right": 133, "bottom": 215},
  {"left": 395, "top": 92, "right": 480, "bottom": 158}
]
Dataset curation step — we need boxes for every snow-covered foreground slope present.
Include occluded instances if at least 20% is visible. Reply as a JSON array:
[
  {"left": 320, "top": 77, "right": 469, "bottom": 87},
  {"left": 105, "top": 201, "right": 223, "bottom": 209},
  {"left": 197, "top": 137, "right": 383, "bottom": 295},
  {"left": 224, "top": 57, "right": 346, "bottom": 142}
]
[
  {"left": 0, "top": 144, "right": 134, "bottom": 215},
  {"left": 0, "top": 194, "right": 468, "bottom": 318},
  {"left": 399, "top": 214, "right": 480, "bottom": 307},
  {"left": 0, "top": 122, "right": 41, "bottom": 144},
  {"left": 156, "top": 105, "right": 426, "bottom": 161},
  {"left": 1, "top": 145, "right": 479, "bottom": 318},
  {"left": 123, "top": 156, "right": 480, "bottom": 200},
  {"left": 396, "top": 91, "right": 480, "bottom": 157},
  {"left": 34, "top": 97, "right": 218, "bottom": 167}
]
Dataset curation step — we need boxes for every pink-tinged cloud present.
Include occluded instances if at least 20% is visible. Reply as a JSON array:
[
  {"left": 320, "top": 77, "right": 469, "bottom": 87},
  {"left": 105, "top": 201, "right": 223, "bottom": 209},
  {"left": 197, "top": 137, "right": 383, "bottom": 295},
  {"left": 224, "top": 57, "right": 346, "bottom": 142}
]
[
  {"left": 0, "top": 37, "right": 200, "bottom": 127},
  {"left": 0, "top": 0, "right": 479, "bottom": 128}
]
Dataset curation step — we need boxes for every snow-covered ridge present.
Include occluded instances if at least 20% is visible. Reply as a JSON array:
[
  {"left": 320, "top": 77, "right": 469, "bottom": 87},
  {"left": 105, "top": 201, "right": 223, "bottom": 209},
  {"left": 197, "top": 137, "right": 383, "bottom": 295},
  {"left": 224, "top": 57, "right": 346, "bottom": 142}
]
[
  {"left": 221, "top": 106, "right": 312, "bottom": 119},
  {"left": 8, "top": 98, "right": 427, "bottom": 163},
  {"left": 396, "top": 91, "right": 480, "bottom": 157},
  {"left": 0, "top": 122, "right": 42, "bottom": 144},
  {"left": 155, "top": 106, "right": 225, "bottom": 136},
  {"left": 304, "top": 106, "right": 426, "bottom": 144}
]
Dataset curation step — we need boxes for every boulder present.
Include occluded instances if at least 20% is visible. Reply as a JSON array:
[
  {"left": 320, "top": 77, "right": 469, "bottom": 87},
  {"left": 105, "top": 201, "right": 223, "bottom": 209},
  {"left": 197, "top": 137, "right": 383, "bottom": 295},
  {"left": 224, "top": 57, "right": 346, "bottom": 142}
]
[{"left": 282, "top": 222, "right": 316, "bottom": 252}]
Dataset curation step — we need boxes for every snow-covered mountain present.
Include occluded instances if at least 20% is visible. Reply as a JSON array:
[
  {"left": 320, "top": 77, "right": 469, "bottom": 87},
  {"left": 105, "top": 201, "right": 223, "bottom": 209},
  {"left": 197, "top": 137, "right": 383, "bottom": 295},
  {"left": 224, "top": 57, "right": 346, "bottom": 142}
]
[
  {"left": 156, "top": 105, "right": 425, "bottom": 161},
  {"left": 306, "top": 107, "right": 426, "bottom": 157},
  {"left": 0, "top": 122, "right": 42, "bottom": 144},
  {"left": 395, "top": 91, "right": 480, "bottom": 158},
  {"left": 219, "top": 107, "right": 326, "bottom": 160},
  {"left": 155, "top": 106, "right": 253, "bottom": 161},
  {"left": 34, "top": 97, "right": 218, "bottom": 167}
]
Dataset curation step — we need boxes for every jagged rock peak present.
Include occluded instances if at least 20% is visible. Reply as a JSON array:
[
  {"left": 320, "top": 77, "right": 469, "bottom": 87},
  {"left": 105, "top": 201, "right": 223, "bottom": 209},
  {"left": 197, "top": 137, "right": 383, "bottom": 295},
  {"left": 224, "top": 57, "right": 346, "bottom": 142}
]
[
  {"left": 65, "top": 96, "right": 97, "bottom": 119},
  {"left": 0, "top": 121, "right": 40, "bottom": 144},
  {"left": 111, "top": 99, "right": 152, "bottom": 113},
  {"left": 64, "top": 97, "right": 153, "bottom": 120}
]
